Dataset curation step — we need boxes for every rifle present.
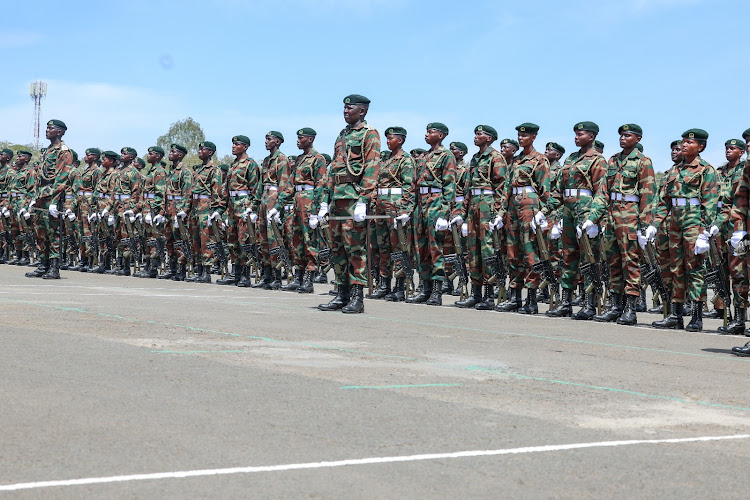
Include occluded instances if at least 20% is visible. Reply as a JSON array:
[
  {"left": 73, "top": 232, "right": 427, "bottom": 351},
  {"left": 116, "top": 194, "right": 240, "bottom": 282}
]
[
  {"left": 122, "top": 215, "right": 141, "bottom": 272},
  {"left": 444, "top": 224, "right": 469, "bottom": 300},
  {"left": 391, "top": 219, "right": 415, "bottom": 298},
  {"left": 316, "top": 221, "right": 333, "bottom": 275},
  {"left": 0, "top": 214, "right": 12, "bottom": 256},
  {"left": 62, "top": 216, "right": 78, "bottom": 267},
  {"left": 533, "top": 226, "right": 559, "bottom": 309},
  {"left": 208, "top": 219, "right": 228, "bottom": 280},
  {"left": 18, "top": 211, "right": 38, "bottom": 262},
  {"left": 241, "top": 218, "right": 261, "bottom": 281},
  {"left": 706, "top": 234, "right": 731, "bottom": 326},
  {"left": 575, "top": 209, "right": 605, "bottom": 314},
  {"left": 175, "top": 216, "right": 194, "bottom": 275},
  {"left": 486, "top": 229, "right": 507, "bottom": 302},
  {"left": 269, "top": 219, "right": 293, "bottom": 283},
  {"left": 641, "top": 239, "right": 669, "bottom": 318}
]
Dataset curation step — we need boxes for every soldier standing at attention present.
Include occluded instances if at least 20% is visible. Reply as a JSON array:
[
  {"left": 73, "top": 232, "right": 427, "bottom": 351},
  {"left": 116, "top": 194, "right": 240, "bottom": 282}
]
[
  {"left": 259, "top": 131, "right": 291, "bottom": 290},
  {"left": 0, "top": 149, "right": 14, "bottom": 264},
  {"left": 69, "top": 148, "right": 102, "bottom": 272},
  {"left": 546, "top": 121, "right": 608, "bottom": 319},
  {"left": 647, "top": 129, "right": 718, "bottom": 332},
  {"left": 24, "top": 120, "right": 74, "bottom": 280},
  {"left": 451, "top": 125, "right": 507, "bottom": 310},
  {"left": 443, "top": 141, "right": 469, "bottom": 296},
  {"left": 158, "top": 144, "right": 193, "bottom": 281},
  {"left": 7, "top": 151, "right": 33, "bottom": 266},
  {"left": 542, "top": 142, "right": 565, "bottom": 303},
  {"left": 586, "top": 124, "right": 655, "bottom": 325},
  {"left": 318, "top": 94, "right": 380, "bottom": 314},
  {"left": 136, "top": 147, "right": 167, "bottom": 278},
  {"left": 495, "top": 123, "right": 550, "bottom": 314},
  {"left": 109, "top": 147, "right": 141, "bottom": 276}
]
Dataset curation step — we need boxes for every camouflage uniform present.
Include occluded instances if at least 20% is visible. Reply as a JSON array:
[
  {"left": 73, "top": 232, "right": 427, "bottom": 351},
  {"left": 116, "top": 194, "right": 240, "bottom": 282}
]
[
  {"left": 189, "top": 161, "right": 224, "bottom": 270},
  {"left": 258, "top": 149, "right": 291, "bottom": 284},
  {"left": 0, "top": 161, "right": 13, "bottom": 260},
  {"left": 7, "top": 162, "right": 32, "bottom": 258},
  {"left": 140, "top": 161, "right": 167, "bottom": 265},
  {"left": 110, "top": 162, "right": 142, "bottom": 272},
  {"left": 445, "top": 157, "right": 468, "bottom": 293},
  {"left": 223, "top": 155, "right": 262, "bottom": 278},
  {"left": 547, "top": 159, "right": 564, "bottom": 277},
  {"left": 161, "top": 161, "right": 193, "bottom": 267},
  {"left": 69, "top": 162, "right": 101, "bottom": 265}
]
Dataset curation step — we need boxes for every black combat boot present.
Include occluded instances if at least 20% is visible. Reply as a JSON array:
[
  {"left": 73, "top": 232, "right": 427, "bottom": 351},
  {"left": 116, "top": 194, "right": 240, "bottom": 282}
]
[
  {"left": 7, "top": 249, "right": 21, "bottom": 265},
  {"left": 42, "top": 258, "right": 60, "bottom": 279},
  {"left": 257, "top": 266, "right": 273, "bottom": 289},
  {"left": 682, "top": 301, "right": 692, "bottom": 317},
  {"left": 572, "top": 291, "right": 597, "bottom": 320},
  {"left": 194, "top": 265, "right": 212, "bottom": 283},
  {"left": 19, "top": 251, "right": 30, "bottom": 266},
  {"left": 518, "top": 288, "right": 539, "bottom": 315},
  {"left": 70, "top": 256, "right": 87, "bottom": 272},
  {"left": 685, "top": 300, "right": 703, "bottom": 332},
  {"left": 89, "top": 254, "right": 108, "bottom": 274},
  {"left": 475, "top": 284, "right": 495, "bottom": 310},
  {"left": 210, "top": 262, "right": 221, "bottom": 275},
  {"left": 385, "top": 277, "right": 406, "bottom": 302},
  {"left": 342, "top": 284, "right": 365, "bottom": 313},
  {"left": 282, "top": 269, "right": 303, "bottom": 291},
  {"left": 425, "top": 279, "right": 443, "bottom": 306},
  {"left": 704, "top": 306, "right": 724, "bottom": 319},
  {"left": 648, "top": 295, "right": 668, "bottom": 315},
  {"left": 116, "top": 257, "right": 131, "bottom": 276},
  {"left": 617, "top": 294, "right": 638, "bottom": 326},
  {"left": 26, "top": 257, "right": 49, "bottom": 278},
  {"left": 494, "top": 287, "right": 521, "bottom": 312},
  {"left": 546, "top": 288, "right": 574, "bottom": 317},
  {"left": 538, "top": 285, "right": 550, "bottom": 304},
  {"left": 652, "top": 302, "right": 684, "bottom": 329},
  {"left": 329, "top": 282, "right": 339, "bottom": 296},
  {"left": 158, "top": 258, "right": 177, "bottom": 279},
  {"left": 571, "top": 283, "right": 586, "bottom": 306},
  {"left": 106, "top": 257, "right": 122, "bottom": 275},
  {"left": 58, "top": 253, "right": 69, "bottom": 270},
  {"left": 297, "top": 271, "right": 314, "bottom": 293},
  {"left": 319, "top": 284, "right": 350, "bottom": 311},
  {"left": 635, "top": 288, "right": 647, "bottom": 312},
  {"left": 0, "top": 247, "right": 8, "bottom": 263},
  {"left": 369, "top": 277, "right": 391, "bottom": 299},
  {"left": 441, "top": 278, "right": 454, "bottom": 295},
  {"left": 593, "top": 293, "right": 623, "bottom": 323},
  {"left": 171, "top": 262, "right": 186, "bottom": 281},
  {"left": 314, "top": 269, "right": 328, "bottom": 284},
  {"left": 134, "top": 258, "right": 151, "bottom": 277},
  {"left": 269, "top": 269, "right": 282, "bottom": 290},
  {"left": 186, "top": 264, "right": 203, "bottom": 282},
  {"left": 217, "top": 263, "right": 239, "bottom": 285},
  {"left": 732, "top": 341, "right": 750, "bottom": 356},
  {"left": 406, "top": 278, "right": 432, "bottom": 304},
  {"left": 719, "top": 308, "right": 747, "bottom": 335},
  {"left": 147, "top": 258, "right": 159, "bottom": 278},
  {"left": 455, "top": 284, "right": 482, "bottom": 308}
]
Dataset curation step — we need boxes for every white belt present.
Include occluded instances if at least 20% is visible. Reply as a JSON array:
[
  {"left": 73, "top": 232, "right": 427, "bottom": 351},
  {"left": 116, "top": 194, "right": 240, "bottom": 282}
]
[
  {"left": 78, "top": 190, "right": 93, "bottom": 196},
  {"left": 284, "top": 204, "right": 294, "bottom": 211},
  {"left": 717, "top": 201, "right": 723, "bottom": 208},
  {"left": 144, "top": 193, "right": 156, "bottom": 199},
  {"left": 378, "top": 188, "right": 402, "bottom": 195},
  {"left": 264, "top": 184, "right": 278, "bottom": 191},
  {"left": 0, "top": 193, "right": 7, "bottom": 198},
  {"left": 167, "top": 195, "right": 182, "bottom": 200},
  {"left": 193, "top": 194, "right": 209, "bottom": 200},
  {"left": 610, "top": 193, "right": 639, "bottom": 202},
  {"left": 115, "top": 194, "right": 131, "bottom": 200},
  {"left": 455, "top": 196, "right": 465, "bottom": 203},
  {"left": 671, "top": 197, "right": 700, "bottom": 206},
  {"left": 512, "top": 186, "right": 535, "bottom": 195},
  {"left": 98, "top": 193, "right": 108, "bottom": 198},
  {"left": 419, "top": 187, "right": 442, "bottom": 194},
  {"left": 564, "top": 188, "right": 592, "bottom": 197},
  {"left": 230, "top": 190, "right": 248, "bottom": 197},
  {"left": 10, "top": 192, "right": 23, "bottom": 197},
  {"left": 295, "top": 185, "right": 314, "bottom": 192},
  {"left": 470, "top": 188, "right": 494, "bottom": 196}
]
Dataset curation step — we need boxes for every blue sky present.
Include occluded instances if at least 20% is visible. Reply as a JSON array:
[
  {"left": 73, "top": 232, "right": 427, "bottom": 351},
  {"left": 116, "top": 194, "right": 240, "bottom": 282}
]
[{"left": 1, "top": 0, "right": 747, "bottom": 170}]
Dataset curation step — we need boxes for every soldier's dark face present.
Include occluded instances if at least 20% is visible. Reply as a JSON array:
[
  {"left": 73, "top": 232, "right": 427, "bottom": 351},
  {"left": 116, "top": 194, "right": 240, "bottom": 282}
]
[
  {"left": 16, "top": 155, "right": 31, "bottom": 166},
  {"left": 474, "top": 131, "right": 492, "bottom": 148},
  {"left": 545, "top": 147, "right": 562, "bottom": 162},
  {"left": 670, "top": 146, "right": 683, "bottom": 163},
  {"left": 386, "top": 134, "right": 404, "bottom": 152},
  {"left": 168, "top": 149, "right": 184, "bottom": 162},
  {"left": 517, "top": 132, "right": 535, "bottom": 149},
  {"left": 449, "top": 146, "right": 465, "bottom": 162},
  {"left": 726, "top": 145, "right": 743, "bottom": 162},
  {"left": 574, "top": 130, "right": 595, "bottom": 148},
  {"left": 425, "top": 129, "right": 445, "bottom": 147},
  {"left": 343, "top": 104, "right": 365, "bottom": 125},
  {"left": 681, "top": 138, "right": 704, "bottom": 157},
  {"left": 84, "top": 152, "right": 98, "bottom": 164},
  {"left": 198, "top": 147, "right": 213, "bottom": 161},
  {"left": 0, "top": 152, "right": 10, "bottom": 163},
  {"left": 121, "top": 152, "right": 134, "bottom": 163},
  {"left": 297, "top": 135, "right": 313, "bottom": 150},
  {"left": 619, "top": 132, "right": 641, "bottom": 150},
  {"left": 102, "top": 157, "right": 114, "bottom": 169},
  {"left": 147, "top": 151, "right": 161, "bottom": 165},
  {"left": 265, "top": 135, "right": 280, "bottom": 151},
  {"left": 231, "top": 141, "right": 247, "bottom": 156},
  {"left": 45, "top": 125, "right": 63, "bottom": 141},
  {"left": 501, "top": 143, "right": 517, "bottom": 161}
]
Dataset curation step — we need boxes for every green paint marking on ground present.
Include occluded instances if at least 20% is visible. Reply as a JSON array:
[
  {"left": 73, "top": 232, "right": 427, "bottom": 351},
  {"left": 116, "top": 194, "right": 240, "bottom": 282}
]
[
  {"left": 151, "top": 350, "right": 246, "bottom": 354},
  {"left": 340, "top": 383, "right": 463, "bottom": 390}
]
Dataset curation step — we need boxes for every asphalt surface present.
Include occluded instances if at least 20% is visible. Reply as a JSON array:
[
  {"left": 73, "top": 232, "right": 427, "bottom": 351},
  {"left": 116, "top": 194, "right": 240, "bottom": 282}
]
[{"left": 2, "top": 265, "right": 750, "bottom": 498}]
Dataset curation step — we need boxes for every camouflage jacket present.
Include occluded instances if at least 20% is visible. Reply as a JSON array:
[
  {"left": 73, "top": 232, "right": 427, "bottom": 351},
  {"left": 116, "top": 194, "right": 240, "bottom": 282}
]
[
  {"left": 451, "top": 159, "right": 469, "bottom": 218},
  {"left": 731, "top": 161, "right": 750, "bottom": 232},
  {"left": 276, "top": 148, "right": 327, "bottom": 213},
  {"left": 260, "top": 149, "right": 290, "bottom": 207},
  {"left": 95, "top": 167, "right": 117, "bottom": 212},
  {"left": 548, "top": 148, "right": 608, "bottom": 217},
  {"left": 713, "top": 160, "right": 744, "bottom": 229},
  {"left": 326, "top": 121, "right": 381, "bottom": 204},
  {"left": 191, "top": 161, "right": 225, "bottom": 214},
  {"left": 376, "top": 149, "right": 416, "bottom": 215},
  {"left": 70, "top": 164, "right": 102, "bottom": 212},
  {"left": 653, "top": 155, "right": 718, "bottom": 228},
  {"left": 139, "top": 163, "right": 167, "bottom": 215},
  {"left": 164, "top": 161, "right": 193, "bottom": 214},
  {"left": 226, "top": 156, "right": 262, "bottom": 212},
  {"left": 0, "top": 163, "right": 12, "bottom": 208},
  {"left": 8, "top": 164, "right": 32, "bottom": 197},
  {"left": 547, "top": 160, "right": 563, "bottom": 223},
  {"left": 502, "top": 148, "right": 549, "bottom": 214},
  {"left": 415, "top": 145, "right": 456, "bottom": 219},
  {"left": 31, "top": 141, "right": 74, "bottom": 207},
  {"left": 461, "top": 146, "right": 506, "bottom": 219},
  {"left": 588, "top": 149, "right": 656, "bottom": 227},
  {"left": 109, "top": 163, "right": 142, "bottom": 213}
]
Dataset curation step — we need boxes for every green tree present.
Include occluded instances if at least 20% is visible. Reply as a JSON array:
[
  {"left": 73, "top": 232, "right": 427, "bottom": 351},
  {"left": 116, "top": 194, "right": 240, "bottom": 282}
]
[
  {"left": 156, "top": 117, "right": 205, "bottom": 168},
  {"left": 0, "top": 141, "right": 41, "bottom": 164}
]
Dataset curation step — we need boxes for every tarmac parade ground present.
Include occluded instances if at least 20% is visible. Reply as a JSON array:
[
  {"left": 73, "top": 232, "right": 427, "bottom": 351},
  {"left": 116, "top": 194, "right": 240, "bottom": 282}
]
[{"left": 1, "top": 265, "right": 750, "bottom": 498}]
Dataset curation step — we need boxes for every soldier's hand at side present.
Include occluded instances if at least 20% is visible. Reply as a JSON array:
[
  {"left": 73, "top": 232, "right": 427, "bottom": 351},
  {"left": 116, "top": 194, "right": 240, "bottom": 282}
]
[
  {"left": 177, "top": 210, "right": 187, "bottom": 220},
  {"left": 450, "top": 215, "right": 463, "bottom": 227},
  {"left": 309, "top": 215, "right": 319, "bottom": 229},
  {"left": 581, "top": 219, "right": 598, "bottom": 238},
  {"left": 708, "top": 225, "right": 720, "bottom": 237},
  {"left": 67, "top": 212, "right": 76, "bottom": 222},
  {"left": 153, "top": 214, "right": 165, "bottom": 225},
  {"left": 396, "top": 213, "right": 411, "bottom": 224},
  {"left": 730, "top": 230, "right": 747, "bottom": 249},
  {"left": 534, "top": 212, "right": 548, "bottom": 230},
  {"left": 210, "top": 211, "right": 221, "bottom": 221},
  {"left": 637, "top": 233, "right": 648, "bottom": 249},
  {"left": 644, "top": 225, "right": 657, "bottom": 241},
  {"left": 2, "top": 208, "right": 10, "bottom": 218},
  {"left": 551, "top": 220, "right": 562, "bottom": 240},
  {"left": 318, "top": 202, "right": 329, "bottom": 219},
  {"left": 694, "top": 232, "right": 710, "bottom": 255},
  {"left": 145, "top": 213, "right": 153, "bottom": 225},
  {"left": 107, "top": 214, "right": 115, "bottom": 226},
  {"left": 87, "top": 212, "right": 98, "bottom": 223},
  {"left": 435, "top": 217, "right": 449, "bottom": 231},
  {"left": 354, "top": 202, "right": 367, "bottom": 222},
  {"left": 267, "top": 207, "right": 281, "bottom": 224},
  {"left": 28, "top": 200, "right": 35, "bottom": 211},
  {"left": 48, "top": 204, "right": 59, "bottom": 218},
  {"left": 461, "top": 223, "right": 468, "bottom": 237},
  {"left": 489, "top": 214, "right": 503, "bottom": 232}
]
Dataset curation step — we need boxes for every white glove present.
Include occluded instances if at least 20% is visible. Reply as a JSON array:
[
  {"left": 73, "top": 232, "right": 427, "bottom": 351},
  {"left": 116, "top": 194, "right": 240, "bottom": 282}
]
[
  {"left": 241, "top": 207, "right": 251, "bottom": 221},
  {"left": 550, "top": 220, "right": 562, "bottom": 240},
  {"left": 489, "top": 214, "right": 503, "bottom": 232},
  {"left": 67, "top": 212, "right": 76, "bottom": 221},
  {"left": 145, "top": 213, "right": 153, "bottom": 225},
  {"left": 107, "top": 214, "right": 115, "bottom": 226},
  {"left": 708, "top": 225, "right": 720, "bottom": 237},
  {"left": 87, "top": 212, "right": 98, "bottom": 223},
  {"left": 249, "top": 212, "right": 258, "bottom": 223},
  {"left": 637, "top": 233, "right": 649, "bottom": 249},
  {"left": 730, "top": 230, "right": 748, "bottom": 249},
  {"left": 354, "top": 202, "right": 367, "bottom": 222},
  {"left": 207, "top": 217, "right": 213, "bottom": 227},
  {"left": 396, "top": 213, "right": 411, "bottom": 224},
  {"left": 581, "top": 219, "right": 599, "bottom": 238},
  {"left": 450, "top": 215, "right": 463, "bottom": 227},
  {"left": 100, "top": 208, "right": 109, "bottom": 218},
  {"left": 177, "top": 210, "right": 187, "bottom": 220},
  {"left": 644, "top": 225, "right": 657, "bottom": 241},
  {"left": 123, "top": 209, "right": 134, "bottom": 218},
  {"left": 534, "top": 212, "right": 548, "bottom": 229},
  {"left": 22, "top": 210, "right": 31, "bottom": 220},
  {"left": 461, "top": 223, "right": 468, "bottom": 237},
  {"left": 210, "top": 211, "right": 221, "bottom": 221},
  {"left": 153, "top": 214, "right": 165, "bottom": 225},
  {"left": 435, "top": 217, "right": 449, "bottom": 231},
  {"left": 49, "top": 204, "right": 59, "bottom": 218},
  {"left": 694, "top": 232, "right": 710, "bottom": 255},
  {"left": 28, "top": 200, "right": 36, "bottom": 211},
  {"left": 309, "top": 215, "right": 319, "bottom": 229},
  {"left": 224, "top": 218, "right": 230, "bottom": 227},
  {"left": 2, "top": 208, "right": 10, "bottom": 218},
  {"left": 267, "top": 207, "right": 281, "bottom": 224},
  {"left": 318, "top": 202, "right": 329, "bottom": 219},
  {"left": 173, "top": 216, "right": 179, "bottom": 228},
  {"left": 135, "top": 212, "right": 143, "bottom": 221}
]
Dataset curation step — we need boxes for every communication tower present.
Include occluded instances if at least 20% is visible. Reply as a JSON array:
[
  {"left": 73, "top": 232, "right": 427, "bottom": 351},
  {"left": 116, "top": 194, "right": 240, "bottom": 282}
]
[{"left": 30, "top": 81, "right": 47, "bottom": 148}]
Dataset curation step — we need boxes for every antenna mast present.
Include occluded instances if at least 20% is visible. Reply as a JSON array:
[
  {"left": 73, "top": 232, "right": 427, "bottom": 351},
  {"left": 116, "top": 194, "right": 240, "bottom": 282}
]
[{"left": 29, "top": 81, "right": 47, "bottom": 148}]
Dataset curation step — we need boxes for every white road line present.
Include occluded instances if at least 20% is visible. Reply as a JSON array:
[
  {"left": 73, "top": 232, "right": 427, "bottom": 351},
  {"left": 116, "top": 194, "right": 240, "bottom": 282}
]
[{"left": 1, "top": 434, "right": 748, "bottom": 491}]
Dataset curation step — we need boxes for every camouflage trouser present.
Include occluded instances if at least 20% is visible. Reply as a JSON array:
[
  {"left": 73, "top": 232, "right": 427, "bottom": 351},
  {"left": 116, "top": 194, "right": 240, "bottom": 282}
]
[
  {"left": 283, "top": 203, "right": 295, "bottom": 264},
  {"left": 664, "top": 207, "right": 705, "bottom": 303},
  {"left": 190, "top": 199, "right": 213, "bottom": 265},
  {"left": 258, "top": 193, "right": 281, "bottom": 267},
  {"left": 548, "top": 212, "right": 563, "bottom": 279},
  {"left": 225, "top": 195, "right": 251, "bottom": 265},
  {"left": 374, "top": 196, "right": 398, "bottom": 278},
  {"left": 330, "top": 199, "right": 367, "bottom": 286},
  {"left": 560, "top": 198, "right": 599, "bottom": 290},
  {"left": 290, "top": 192, "right": 318, "bottom": 272},
  {"left": 465, "top": 195, "right": 494, "bottom": 285},
  {"left": 603, "top": 202, "right": 642, "bottom": 297},
  {"left": 163, "top": 202, "right": 189, "bottom": 264},
  {"left": 714, "top": 226, "right": 749, "bottom": 310},
  {"left": 655, "top": 229, "right": 672, "bottom": 289},
  {"left": 77, "top": 196, "right": 97, "bottom": 258},
  {"left": 414, "top": 193, "right": 446, "bottom": 282},
  {"left": 507, "top": 193, "right": 542, "bottom": 289}
]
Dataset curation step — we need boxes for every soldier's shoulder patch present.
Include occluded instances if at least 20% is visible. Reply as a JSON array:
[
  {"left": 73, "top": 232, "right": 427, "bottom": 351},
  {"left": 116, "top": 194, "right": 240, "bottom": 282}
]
[{"left": 60, "top": 144, "right": 69, "bottom": 151}]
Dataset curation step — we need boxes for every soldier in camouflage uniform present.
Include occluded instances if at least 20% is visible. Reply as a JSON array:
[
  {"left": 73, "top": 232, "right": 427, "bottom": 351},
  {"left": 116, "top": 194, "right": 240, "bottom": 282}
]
[
  {"left": 648, "top": 129, "right": 718, "bottom": 332},
  {"left": 135, "top": 147, "right": 168, "bottom": 278},
  {"left": 68, "top": 148, "right": 102, "bottom": 272},
  {"left": 443, "top": 141, "right": 469, "bottom": 296},
  {"left": 451, "top": 125, "right": 507, "bottom": 310},
  {"left": 104, "top": 147, "right": 141, "bottom": 276},
  {"left": 318, "top": 94, "right": 381, "bottom": 314},
  {"left": 586, "top": 124, "right": 655, "bottom": 325},
  {"left": 157, "top": 144, "right": 193, "bottom": 281},
  {"left": 272, "top": 128, "right": 327, "bottom": 293},
  {"left": 495, "top": 123, "right": 550, "bottom": 314},
  {"left": 88, "top": 151, "right": 117, "bottom": 273},
  {"left": 546, "top": 121, "right": 608, "bottom": 320},
  {"left": 0, "top": 149, "right": 14, "bottom": 263},
  {"left": 9, "top": 151, "right": 34, "bottom": 266},
  {"left": 542, "top": 142, "right": 565, "bottom": 303},
  {"left": 259, "top": 131, "right": 291, "bottom": 290},
  {"left": 24, "top": 119, "right": 74, "bottom": 280}
]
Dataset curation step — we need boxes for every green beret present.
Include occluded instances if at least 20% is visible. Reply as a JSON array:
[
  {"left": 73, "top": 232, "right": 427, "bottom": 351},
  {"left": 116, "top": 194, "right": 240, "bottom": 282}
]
[
  {"left": 170, "top": 143, "right": 188, "bottom": 154},
  {"left": 17, "top": 150, "right": 32, "bottom": 157},
  {"left": 102, "top": 150, "right": 120, "bottom": 160},
  {"left": 670, "top": 140, "right": 682, "bottom": 149},
  {"left": 232, "top": 135, "right": 251, "bottom": 146},
  {"left": 635, "top": 143, "right": 643, "bottom": 152},
  {"left": 574, "top": 121, "right": 599, "bottom": 134},
  {"left": 135, "top": 157, "right": 146, "bottom": 168},
  {"left": 410, "top": 148, "right": 427, "bottom": 156},
  {"left": 70, "top": 149, "right": 78, "bottom": 162},
  {"left": 743, "top": 128, "right": 750, "bottom": 141},
  {"left": 618, "top": 123, "right": 643, "bottom": 136},
  {"left": 546, "top": 142, "right": 565, "bottom": 155},
  {"left": 682, "top": 128, "right": 708, "bottom": 141},
  {"left": 147, "top": 146, "right": 165, "bottom": 156},
  {"left": 343, "top": 94, "right": 371, "bottom": 105},
  {"left": 297, "top": 127, "right": 317, "bottom": 137},
  {"left": 322, "top": 153, "right": 332, "bottom": 163},
  {"left": 594, "top": 140, "right": 604, "bottom": 152},
  {"left": 474, "top": 125, "right": 498, "bottom": 140},
  {"left": 266, "top": 131, "right": 284, "bottom": 143},
  {"left": 121, "top": 147, "right": 137, "bottom": 157},
  {"left": 47, "top": 119, "right": 67, "bottom": 130},
  {"left": 726, "top": 138, "right": 747, "bottom": 150},
  {"left": 450, "top": 141, "right": 468, "bottom": 153},
  {"left": 85, "top": 148, "right": 101, "bottom": 157},
  {"left": 515, "top": 122, "right": 540, "bottom": 134},
  {"left": 219, "top": 163, "right": 230, "bottom": 173},
  {"left": 427, "top": 122, "right": 449, "bottom": 135},
  {"left": 1, "top": 148, "right": 13, "bottom": 157},
  {"left": 385, "top": 126, "right": 407, "bottom": 137},
  {"left": 500, "top": 138, "right": 520, "bottom": 149},
  {"left": 199, "top": 141, "right": 216, "bottom": 151}
]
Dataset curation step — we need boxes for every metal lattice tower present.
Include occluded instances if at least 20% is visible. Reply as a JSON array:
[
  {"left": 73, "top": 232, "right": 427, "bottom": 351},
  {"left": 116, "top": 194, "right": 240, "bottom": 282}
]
[{"left": 29, "top": 81, "right": 47, "bottom": 148}]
